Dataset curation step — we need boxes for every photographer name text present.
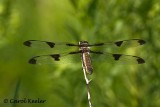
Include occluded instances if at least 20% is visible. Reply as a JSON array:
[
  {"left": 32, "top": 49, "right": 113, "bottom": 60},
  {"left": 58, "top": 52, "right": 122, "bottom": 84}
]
[{"left": 3, "top": 98, "right": 46, "bottom": 103}]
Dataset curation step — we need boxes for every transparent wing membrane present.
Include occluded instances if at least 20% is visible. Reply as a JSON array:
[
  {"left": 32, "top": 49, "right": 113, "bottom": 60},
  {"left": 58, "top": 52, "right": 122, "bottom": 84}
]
[
  {"left": 90, "top": 39, "right": 145, "bottom": 48},
  {"left": 23, "top": 40, "right": 79, "bottom": 52},
  {"left": 90, "top": 51, "right": 145, "bottom": 64},
  {"left": 28, "top": 52, "right": 81, "bottom": 65}
]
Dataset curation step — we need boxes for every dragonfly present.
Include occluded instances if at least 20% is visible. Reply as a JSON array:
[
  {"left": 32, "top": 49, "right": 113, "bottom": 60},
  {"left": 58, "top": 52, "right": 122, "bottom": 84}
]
[{"left": 23, "top": 39, "right": 145, "bottom": 75}]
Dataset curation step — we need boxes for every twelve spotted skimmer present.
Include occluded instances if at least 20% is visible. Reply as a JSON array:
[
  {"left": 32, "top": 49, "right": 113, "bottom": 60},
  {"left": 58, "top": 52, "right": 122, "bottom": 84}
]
[{"left": 23, "top": 39, "right": 145, "bottom": 75}]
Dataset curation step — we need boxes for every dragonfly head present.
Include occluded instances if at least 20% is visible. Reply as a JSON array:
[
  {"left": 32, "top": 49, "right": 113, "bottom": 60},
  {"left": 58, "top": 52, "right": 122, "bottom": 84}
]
[{"left": 79, "top": 41, "right": 89, "bottom": 47}]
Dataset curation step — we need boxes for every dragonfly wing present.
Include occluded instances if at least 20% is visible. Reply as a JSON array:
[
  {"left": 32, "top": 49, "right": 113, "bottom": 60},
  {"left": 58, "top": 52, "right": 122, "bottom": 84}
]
[
  {"left": 28, "top": 51, "right": 81, "bottom": 65},
  {"left": 23, "top": 40, "right": 79, "bottom": 52},
  {"left": 90, "top": 51, "right": 145, "bottom": 64},
  {"left": 23, "top": 40, "right": 56, "bottom": 48},
  {"left": 89, "top": 39, "right": 145, "bottom": 48}
]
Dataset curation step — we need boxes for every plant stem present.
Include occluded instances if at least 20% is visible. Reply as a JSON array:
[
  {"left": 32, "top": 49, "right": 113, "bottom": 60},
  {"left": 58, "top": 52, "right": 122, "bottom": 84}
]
[{"left": 82, "top": 63, "right": 92, "bottom": 107}]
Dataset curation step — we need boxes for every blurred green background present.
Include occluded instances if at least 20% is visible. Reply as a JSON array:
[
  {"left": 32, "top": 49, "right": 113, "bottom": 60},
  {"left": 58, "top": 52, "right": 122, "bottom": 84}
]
[{"left": 0, "top": 0, "right": 160, "bottom": 107}]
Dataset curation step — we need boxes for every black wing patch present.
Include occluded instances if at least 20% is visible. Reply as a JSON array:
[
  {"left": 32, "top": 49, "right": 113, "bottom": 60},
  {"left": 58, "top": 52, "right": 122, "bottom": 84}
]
[
  {"left": 29, "top": 58, "right": 37, "bottom": 64},
  {"left": 114, "top": 41, "right": 123, "bottom": 47},
  {"left": 112, "top": 54, "right": 122, "bottom": 60},
  {"left": 136, "top": 56, "right": 145, "bottom": 64},
  {"left": 138, "top": 39, "right": 146, "bottom": 45}
]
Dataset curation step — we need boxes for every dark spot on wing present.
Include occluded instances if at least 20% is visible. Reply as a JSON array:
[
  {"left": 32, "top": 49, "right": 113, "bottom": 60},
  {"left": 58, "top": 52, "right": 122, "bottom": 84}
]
[
  {"left": 23, "top": 41, "right": 32, "bottom": 47},
  {"left": 138, "top": 40, "right": 146, "bottom": 45},
  {"left": 113, "top": 54, "right": 122, "bottom": 60},
  {"left": 46, "top": 42, "right": 55, "bottom": 48},
  {"left": 29, "top": 58, "right": 37, "bottom": 64},
  {"left": 50, "top": 54, "right": 60, "bottom": 61},
  {"left": 137, "top": 57, "right": 145, "bottom": 64},
  {"left": 115, "top": 41, "right": 123, "bottom": 47}
]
